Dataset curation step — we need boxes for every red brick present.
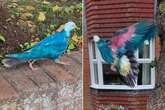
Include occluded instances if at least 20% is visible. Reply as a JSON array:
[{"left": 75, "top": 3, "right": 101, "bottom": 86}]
[
  {"left": 87, "top": 18, "right": 149, "bottom": 26},
  {"left": 155, "top": 37, "right": 161, "bottom": 60},
  {"left": 90, "top": 89, "right": 150, "bottom": 110},
  {"left": 87, "top": 23, "right": 132, "bottom": 29},
  {"left": 86, "top": 8, "right": 153, "bottom": 18},
  {"left": 87, "top": 13, "right": 153, "bottom": 22},
  {"left": 85, "top": 0, "right": 154, "bottom": 39}
]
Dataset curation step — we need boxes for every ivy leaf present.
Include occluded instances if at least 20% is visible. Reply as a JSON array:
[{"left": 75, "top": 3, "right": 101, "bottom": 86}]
[
  {"left": 42, "top": 1, "right": 50, "bottom": 5},
  {"left": 20, "top": 13, "right": 33, "bottom": 20},
  {"left": 0, "top": 34, "right": 5, "bottom": 42},
  {"left": 25, "top": 6, "right": 35, "bottom": 11},
  {"left": 159, "top": 3, "right": 165, "bottom": 13},
  {"left": 37, "top": 12, "right": 46, "bottom": 22},
  {"left": 52, "top": 5, "right": 61, "bottom": 12},
  {"left": 49, "top": 24, "right": 55, "bottom": 30},
  {"left": 68, "top": 43, "right": 75, "bottom": 50},
  {"left": 72, "top": 33, "right": 79, "bottom": 42},
  {"left": 67, "top": 43, "right": 76, "bottom": 53}
]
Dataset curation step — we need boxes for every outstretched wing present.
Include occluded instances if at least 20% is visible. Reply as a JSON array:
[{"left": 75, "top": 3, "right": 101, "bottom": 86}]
[
  {"left": 110, "top": 20, "right": 157, "bottom": 56},
  {"left": 94, "top": 21, "right": 157, "bottom": 87}
]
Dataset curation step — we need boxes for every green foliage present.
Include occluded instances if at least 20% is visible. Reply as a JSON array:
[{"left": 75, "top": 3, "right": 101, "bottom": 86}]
[
  {"left": 159, "top": 3, "right": 165, "bottom": 13},
  {"left": 0, "top": 33, "right": 5, "bottom": 58},
  {"left": 19, "top": 37, "right": 40, "bottom": 51},
  {"left": 100, "top": 105, "right": 126, "bottom": 110},
  {"left": 0, "top": 33, "right": 5, "bottom": 42},
  {"left": 5, "top": 0, "right": 82, "bottom": 51},
  {"left": 67, "top": 33, "right": 82, "bottom": 52}
]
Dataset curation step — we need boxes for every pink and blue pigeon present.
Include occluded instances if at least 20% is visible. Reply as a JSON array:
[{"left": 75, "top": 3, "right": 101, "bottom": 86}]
[
  {"left": 2, "top": 21, "right": 77, "bottom": 70},
  {"left": 93, "top": 20, "right": 158, "bottom": 87}
]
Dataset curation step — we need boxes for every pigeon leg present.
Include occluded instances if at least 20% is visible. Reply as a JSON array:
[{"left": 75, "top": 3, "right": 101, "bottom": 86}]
[
  {"left": 54, "top": 59, "right": 71, "bottom": 65},
  {"left": 28, "top": 60, "right": 37, "bottom": 70}
]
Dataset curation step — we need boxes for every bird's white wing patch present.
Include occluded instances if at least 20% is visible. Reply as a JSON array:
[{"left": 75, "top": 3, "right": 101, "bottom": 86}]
[{"left": 119, "top": 55, "right": 131, "bottom": 76}]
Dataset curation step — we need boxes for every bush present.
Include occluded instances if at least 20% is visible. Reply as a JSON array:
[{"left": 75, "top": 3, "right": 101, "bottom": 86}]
[
  {"left": 4, "top": 0, "right": 82, "bottom": 52},
  {"left": 100, "top": 105, "right": 127, "bottom": 110}
]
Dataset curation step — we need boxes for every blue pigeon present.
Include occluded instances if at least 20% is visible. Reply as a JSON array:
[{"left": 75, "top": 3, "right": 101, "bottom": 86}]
[
  {"left": 93, "top": 20, "right": 158, "bottom": 87},
  {"left": 2, "top": 21, "right": 77, "bottom": 70}
]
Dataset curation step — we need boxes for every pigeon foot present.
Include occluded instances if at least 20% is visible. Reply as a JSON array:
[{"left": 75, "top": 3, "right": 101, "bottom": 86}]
[{"left": 28, "top": 60, "right": 38, "bottom": 70}]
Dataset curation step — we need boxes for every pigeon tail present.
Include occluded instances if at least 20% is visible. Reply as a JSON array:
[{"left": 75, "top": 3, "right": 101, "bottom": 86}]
[
  {"left": 2, "top": 58, "right": 26, "bottom": 68},
  {"left": 121, "top": 51, "right": 139, "bottom": 87},
  {"left": 117, "top": 51, "right": 139, "bottom": 87}
]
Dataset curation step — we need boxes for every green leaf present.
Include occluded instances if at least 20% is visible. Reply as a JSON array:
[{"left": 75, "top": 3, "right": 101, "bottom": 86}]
[
  {"left": 0, "top": 34, "right": 5, "bottom": 42},
  {"left": 68, "top": 43, "right": 75, "bottom": 50},
  {"left": 49, "top": 24, "right": 55, "bottom": 30},
  {"left": 159, "top": 3, "right": 165, "bottom": 13}
]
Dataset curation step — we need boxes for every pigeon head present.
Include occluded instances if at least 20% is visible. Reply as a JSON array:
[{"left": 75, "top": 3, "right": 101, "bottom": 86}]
[
  {"left": 93, "top": 35, "right": 106, "bottom": 48},
  {"left": 93, "top": 35, "right": 113, "bottom": 64},
  {"left": 64, "top": 21, "right": 77, "bottom": 34},
  {"left": 93, "top": 35, "right": 100, "bottom": 42},
  {"left": 93, "top": 35, "right": 106, "bottom": 47}
]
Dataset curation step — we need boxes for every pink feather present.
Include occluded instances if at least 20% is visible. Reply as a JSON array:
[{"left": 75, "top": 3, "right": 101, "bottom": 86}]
[{"left": 110, "top": 26, "right": 135, "bottom": 53}]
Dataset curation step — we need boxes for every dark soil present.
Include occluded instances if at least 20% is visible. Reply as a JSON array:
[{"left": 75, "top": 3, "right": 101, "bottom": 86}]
[{"left": 0, "top": 6, "right": 31, "bottom": 55}]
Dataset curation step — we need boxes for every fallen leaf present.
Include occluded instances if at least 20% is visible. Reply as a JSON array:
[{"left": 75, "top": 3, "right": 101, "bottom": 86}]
[
  {"left": 0, "top": 34, "right": 5, "bottom": 42},
  {"left": 37, "top": 12, "right": 46, "bottom": 22},
  {"left": 20, "top": 13, "right": 33, "bottom": 20},
  {"left": 72, "top": 33, "right": 79, "bottom": 42},
  {"left": 43, "top": 1, "right": 50, "bottom": 4},
  {"left": 52, "top": 5, "right": 61, "bottom": 12}
]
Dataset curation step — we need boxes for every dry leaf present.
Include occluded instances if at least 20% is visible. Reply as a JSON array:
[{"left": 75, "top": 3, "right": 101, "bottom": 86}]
[
  {"left": 37, "top": 12, "right": 46, "bottom": 22},
  {"left": 52, "top": 5, "right": 61, "bottom": 12}
]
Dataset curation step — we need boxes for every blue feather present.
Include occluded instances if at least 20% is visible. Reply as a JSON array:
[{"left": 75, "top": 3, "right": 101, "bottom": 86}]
[
  {"left": 2, "top": 21, "right": 77, "bottom": 67},
  {"left": 124, "top": 21, "right": 157, "bottom": 53},
  {"left": 96, "top": 39, "right": 113, "bottom": 63}
]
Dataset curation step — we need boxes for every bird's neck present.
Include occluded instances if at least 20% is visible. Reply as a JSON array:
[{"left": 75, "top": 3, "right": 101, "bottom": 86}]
[{"left": 64, "top": 30, "right": 71, "bottom": 37}]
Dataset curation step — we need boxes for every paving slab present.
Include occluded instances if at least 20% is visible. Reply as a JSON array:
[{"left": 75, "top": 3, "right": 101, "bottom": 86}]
[{"left": 0, "top": 74, "right": 17, "bottom": 101}]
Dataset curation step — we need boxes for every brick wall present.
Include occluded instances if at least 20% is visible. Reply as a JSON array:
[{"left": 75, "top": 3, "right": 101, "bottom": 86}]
[
  {"left": 91, "top": 89, "right": 150, "bottom": 110},
  {"left": 85, "top": 0, "right": 154, "bottom": 38},
  {"left": 155, "top": 37, "right": 161, "bottom": 60},
  {"left": 84, "top": 0, "right": 158, "bottom": 110}
]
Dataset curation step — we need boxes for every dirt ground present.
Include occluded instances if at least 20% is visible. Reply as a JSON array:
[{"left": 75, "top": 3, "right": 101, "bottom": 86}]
[{"left": 0, "top": 6, "right": 31, "bottom": 55}]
